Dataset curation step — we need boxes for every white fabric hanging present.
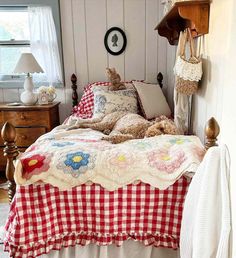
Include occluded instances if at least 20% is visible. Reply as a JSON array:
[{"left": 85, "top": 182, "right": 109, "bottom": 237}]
[
  {"left": 174, "top": 89, "right": 189, "bottom": 134},
  {"left": 180, "top": 145, "right": 231, "bottom": 258},
  {"left": 28, "top": 6, "right": 63, "bottom": 85},
  {"left": 174, "top": 31, "right": 189, "bottom": 134}
]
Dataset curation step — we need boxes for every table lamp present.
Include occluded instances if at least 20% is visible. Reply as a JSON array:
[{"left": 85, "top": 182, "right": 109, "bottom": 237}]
[{"left": 14, "top": 53, "right": 44, "bottom": 105}]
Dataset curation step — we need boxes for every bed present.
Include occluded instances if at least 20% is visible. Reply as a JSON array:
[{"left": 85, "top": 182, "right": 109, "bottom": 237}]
[{"left": 1, "top": 73, "right": 220, "bottom": 258}]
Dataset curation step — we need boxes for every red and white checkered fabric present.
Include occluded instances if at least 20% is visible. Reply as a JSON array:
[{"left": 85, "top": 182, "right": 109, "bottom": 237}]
[{"left": 4, "top": 177, "right": 189, "bottom": 258}]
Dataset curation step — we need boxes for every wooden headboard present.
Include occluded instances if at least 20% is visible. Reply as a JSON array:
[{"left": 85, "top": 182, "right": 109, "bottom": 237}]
[{"left": 70, "top": 72, "right": 164, "bottom": 108}]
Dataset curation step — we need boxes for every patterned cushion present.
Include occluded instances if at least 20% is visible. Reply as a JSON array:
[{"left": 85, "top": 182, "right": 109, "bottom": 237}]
[
  {"left": 72, "top": 81, "right": 136, "bottom": 119},
  {"left": 72, "top": 82, "right": 111, "bottom": 119},
  {"left": 92, "top": 87, "right": 138, "bottom": 118}
]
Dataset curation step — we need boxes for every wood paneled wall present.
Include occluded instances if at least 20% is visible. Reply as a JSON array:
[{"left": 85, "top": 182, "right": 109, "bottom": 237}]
[
  {"left": 60, "top": 0, "right": 169, "bottom": 121},
  {"left": 0, "top": 0, "right": 168, "bottom": 122},
  {"left": 62, "top": 0, "right": 168, "bottom": 94}
]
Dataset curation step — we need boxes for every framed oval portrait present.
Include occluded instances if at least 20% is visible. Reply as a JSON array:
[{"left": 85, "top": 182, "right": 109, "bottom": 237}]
[{"left": 104, "top": 27, "right": 127, "bottom": 56}]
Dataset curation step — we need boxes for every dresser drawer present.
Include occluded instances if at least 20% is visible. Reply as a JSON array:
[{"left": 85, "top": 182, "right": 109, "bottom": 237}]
[
  {"left": 15, "top": 127, "right": 46, "bottom": 147},
  {"left": 2, "top": 111, "right": 49, "bottom": 127}
]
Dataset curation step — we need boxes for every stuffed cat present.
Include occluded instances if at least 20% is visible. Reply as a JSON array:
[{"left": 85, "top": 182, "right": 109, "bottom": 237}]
[{"left": 106, "top": 68, "right": 126, "bottom": 91}]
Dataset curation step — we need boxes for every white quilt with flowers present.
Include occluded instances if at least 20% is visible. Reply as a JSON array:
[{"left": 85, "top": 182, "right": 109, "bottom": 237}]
[{"left": 14, "top": 125, "right": 205, "bottom": 191}]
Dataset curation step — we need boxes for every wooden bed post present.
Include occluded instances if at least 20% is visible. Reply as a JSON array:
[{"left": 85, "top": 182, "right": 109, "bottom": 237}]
[
  {"left": 1, "top": 122, "right": 19, "bottom": 203},
  {"left": 204, "top": 117, "right": 220, "bottom": 150},
  {"left": 71, "top": 73, "right": 78, "bottom": 107}
]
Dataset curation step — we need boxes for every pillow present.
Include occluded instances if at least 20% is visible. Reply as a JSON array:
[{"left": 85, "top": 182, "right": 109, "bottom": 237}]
[
  {"left": 72, "top": 82, "right": 111, "bottom": 119},
  {"left": 132, "top": 81, "right": 171, "bottom": 119},
  {"left": 72, "top": 82, "right": 136, "bottom": 119},
  {"left": 92, "top": 87, "right": 138, "bottom": 118}
]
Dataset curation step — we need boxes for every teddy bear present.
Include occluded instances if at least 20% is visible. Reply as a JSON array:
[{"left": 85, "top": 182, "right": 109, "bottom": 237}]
[
  {"left": 106, "top": 67, "right": 126, "bottom": 91},
  {"left": 74, "top": 112, "right": 179, "bottom": 144}
]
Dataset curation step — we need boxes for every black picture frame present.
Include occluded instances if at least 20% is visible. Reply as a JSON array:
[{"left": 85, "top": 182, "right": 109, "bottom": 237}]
[{"left": 104, "top": 27, "right": 127, "bottom": 56}]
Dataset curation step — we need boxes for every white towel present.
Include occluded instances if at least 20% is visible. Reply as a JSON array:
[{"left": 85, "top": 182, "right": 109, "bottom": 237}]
[{"left": 180, "top": 144, "right": 231, "bottom": 258}]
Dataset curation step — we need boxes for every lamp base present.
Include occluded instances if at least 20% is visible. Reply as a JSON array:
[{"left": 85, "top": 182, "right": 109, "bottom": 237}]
[
  {"left": 20, "top": 91, "right": 38, "bottom": 106},
  {"left": 20, "top": 75, "right": 38, "bottom": 105}
]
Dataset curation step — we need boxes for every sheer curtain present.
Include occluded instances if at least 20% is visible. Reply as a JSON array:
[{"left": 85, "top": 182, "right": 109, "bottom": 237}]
[{"left": 28, "top": 6, "right": 63, "bottom": 85}]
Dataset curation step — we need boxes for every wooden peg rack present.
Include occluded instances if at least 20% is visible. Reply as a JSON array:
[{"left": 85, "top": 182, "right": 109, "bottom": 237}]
[{"left": 155, "top": 0, "right": 210, "bottom": 45}]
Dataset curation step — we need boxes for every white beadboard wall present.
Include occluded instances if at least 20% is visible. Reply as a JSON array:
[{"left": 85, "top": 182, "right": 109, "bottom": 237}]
[{"left": 0, "top": 0, "right": 168, "bottom": 122}]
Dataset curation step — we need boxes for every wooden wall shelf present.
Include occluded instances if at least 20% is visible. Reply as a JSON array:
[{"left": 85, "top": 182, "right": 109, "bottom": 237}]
[{"left": 155, "top": 0, "right": 210, "bottom": 45}]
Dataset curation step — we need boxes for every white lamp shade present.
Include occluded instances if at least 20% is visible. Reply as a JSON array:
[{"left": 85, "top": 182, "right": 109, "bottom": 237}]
[{"left": 14, "top": 53, "right": 44, "bottom": 74}]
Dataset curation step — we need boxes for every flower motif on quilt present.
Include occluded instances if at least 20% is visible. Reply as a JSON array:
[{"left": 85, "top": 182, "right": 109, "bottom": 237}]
[
  {"left": 147, "top": 148, "right": 186, "bottom": 174},
  {"left": 21, "top": 153, "right": 52, "bottom": 179},
  {"left": 108, "top": 151, "right": 134, "bottom": 169},
  {"left": 51, "top": 141, "right": 75, "bottom": 148},
  {"left": 169, "top": 137, "right": 190, "bottom": 145},
  {"left": 57, "top": 151, "right": 96, "bottom": 177},
  {"left": 130, "top": 141, "right": 152, "bottom": 150}
]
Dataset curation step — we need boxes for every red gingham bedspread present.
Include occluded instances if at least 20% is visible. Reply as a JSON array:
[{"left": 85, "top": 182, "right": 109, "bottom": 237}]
[{"left": 4, "top": 177, "right": 189, "bottom": 258}]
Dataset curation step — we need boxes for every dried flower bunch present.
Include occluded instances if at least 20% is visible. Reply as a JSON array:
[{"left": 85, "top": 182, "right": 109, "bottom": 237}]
[{"left": 38, "top": 86, "right": 56, "bottom": 94}]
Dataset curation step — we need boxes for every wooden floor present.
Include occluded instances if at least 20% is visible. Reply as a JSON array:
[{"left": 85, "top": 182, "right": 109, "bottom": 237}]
[{"left": 0, "top": 177, "right": 8, "bottom": 203}]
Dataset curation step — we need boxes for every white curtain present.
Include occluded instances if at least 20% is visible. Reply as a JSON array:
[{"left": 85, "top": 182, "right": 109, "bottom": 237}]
[{"left": 28, "top": 6, "right": 63, "bottom": 85}]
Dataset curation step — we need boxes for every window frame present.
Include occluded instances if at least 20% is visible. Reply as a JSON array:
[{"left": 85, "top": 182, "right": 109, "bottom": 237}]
[
  {"left": 0, "top": 6, "right": 31, "bottom": 87},
  {"left": 0, "top": 0, "right": 64, "bottom": 88}
]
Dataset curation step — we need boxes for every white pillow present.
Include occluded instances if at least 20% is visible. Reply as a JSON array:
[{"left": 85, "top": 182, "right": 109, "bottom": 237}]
[
  {"left": 132, "top": 81, "right": 171, "bottom": 119},
  {"left": 92, "top": 87, "right": 138, "bottom": 117}
]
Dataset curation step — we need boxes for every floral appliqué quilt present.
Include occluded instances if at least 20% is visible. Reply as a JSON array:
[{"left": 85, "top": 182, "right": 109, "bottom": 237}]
[{"left": 14, "top": 126, "right": 205, "bottom": 190}]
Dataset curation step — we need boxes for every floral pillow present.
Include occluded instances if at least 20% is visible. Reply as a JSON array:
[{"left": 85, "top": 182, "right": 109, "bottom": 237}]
[
  {"left": 92, "top": 87, "right": 138, "bottom": 118},
  {"left": 72, "top": 82, "right": 111, "bottom": 119},
  {"left": 72, "top": 82, "right": 136, "bottom": 119}
]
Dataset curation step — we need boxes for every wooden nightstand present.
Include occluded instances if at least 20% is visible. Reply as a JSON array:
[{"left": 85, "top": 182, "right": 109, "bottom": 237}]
[{"left": 0, "top": 102, "right": 60, "bottom": 173}]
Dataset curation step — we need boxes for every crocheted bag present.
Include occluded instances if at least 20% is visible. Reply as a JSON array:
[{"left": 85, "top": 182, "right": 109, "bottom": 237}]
[{"left": 174, "top": 28, "right": 202, "bottom": 95}]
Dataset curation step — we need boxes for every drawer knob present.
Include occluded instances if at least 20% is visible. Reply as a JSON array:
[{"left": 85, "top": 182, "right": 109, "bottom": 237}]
[
  {"left": 21, "top": 135, "right": 27, "bottom": 140},
  {"left": 20, "top": 114, "right": 26, "bottom": 120}
]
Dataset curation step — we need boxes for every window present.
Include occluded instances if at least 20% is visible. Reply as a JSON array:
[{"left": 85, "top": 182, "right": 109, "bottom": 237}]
[
  {"left": 0, "top": 1, "right": 63, "bottom": 88},
  {"left": 0, "top": 7, "right": 30, "bottom": 86}
]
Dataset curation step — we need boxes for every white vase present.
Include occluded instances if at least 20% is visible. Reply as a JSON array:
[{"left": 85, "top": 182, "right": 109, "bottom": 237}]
[{"left": 20, "top": 75, "right": 38, "bottom": 105}]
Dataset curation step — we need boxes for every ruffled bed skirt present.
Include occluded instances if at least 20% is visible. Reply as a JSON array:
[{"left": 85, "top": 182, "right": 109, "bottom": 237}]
[{"left": 4, "top": 233, "right": 179, "bottom": 258}]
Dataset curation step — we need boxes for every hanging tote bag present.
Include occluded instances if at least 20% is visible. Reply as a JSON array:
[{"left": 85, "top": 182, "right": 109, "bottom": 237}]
[{"left": 174, "top": 28, "right": 202, "bottom": 95}]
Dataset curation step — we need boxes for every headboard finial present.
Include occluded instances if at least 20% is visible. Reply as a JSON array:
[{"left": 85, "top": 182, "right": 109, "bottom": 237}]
[
  {"left": 157, "top": 72, "right": 163, "bottom": 88},
  {"left": 1, "top": 122, "right": 17, "bottom": 143},
  {"left": 205, "top": 117, "right": 220, "bottom": 150},
  {"left": 71, "top": 74, "right": 78, "bottom": 108}
]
